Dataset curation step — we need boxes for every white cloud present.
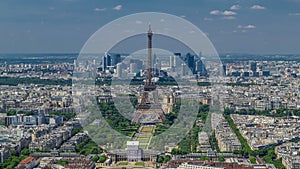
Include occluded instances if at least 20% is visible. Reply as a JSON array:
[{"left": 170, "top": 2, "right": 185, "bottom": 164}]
[
  {"left": 222, "top": 16, "right": 236, "bottom": 20},
  {"left": 244, "top": 24, "right": 256, "bottom": 29},
  {"left": 94, "top": 8, "right": 106, "bottom": 12},
  {"left": 135, "top": 20, "right": 143, "bottom": 24},
  {"left": 180, "top": 15, "right": 186, "bottom": 18},
  {"left": 250, "top": 5, "right": 266, "bottom": 10},
  {"left": 289, "top": 13, "right": 300, "bottom": 16},
  {"left": 223, "top": 10, "right": 237, "bottom": 16},
  {"left": 160, "top": 19, "right": 165, "bottom": 22},
  {"left": 210, "top": 10, "right": 221, "bottom": 15},
  {"left": 238, "top": 24, "right": 256, "bottom": 29},
  {"left": 230, "top": 5, "right": 241, "bottom": 10},
  {"left": 113, "top": 5, "right": 122, "bottom": 10},
  {"left": 210, "top": 10, "right": 236, "bottom": 16}
]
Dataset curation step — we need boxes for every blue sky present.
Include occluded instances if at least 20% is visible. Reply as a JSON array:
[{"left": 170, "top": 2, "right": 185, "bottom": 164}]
[{"left": 0, "top": 0, "right": 300, "bottom": 54}]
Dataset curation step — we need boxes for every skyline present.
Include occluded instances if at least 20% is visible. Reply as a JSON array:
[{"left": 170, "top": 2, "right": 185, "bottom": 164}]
[{"left": 0, "top": 0, "right": 300, "bottom": 54}]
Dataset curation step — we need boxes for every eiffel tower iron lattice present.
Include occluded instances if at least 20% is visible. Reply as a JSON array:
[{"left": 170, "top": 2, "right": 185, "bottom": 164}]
[{"left": 132, "top": 25, "right": 165, "bottom": 125}]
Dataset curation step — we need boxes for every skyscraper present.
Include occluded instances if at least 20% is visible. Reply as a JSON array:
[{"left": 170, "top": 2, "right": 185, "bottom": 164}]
[
  {"left": 174, "top": 53, "right": 181, "bottom": 68},
  {"left": 186, "top": 53, "right": 195, "bottom": 74},
  {"left": 111, "top": 54, "right": 121, "bottom": 66},
  {"left": 223, "top": 65, "right": 227, "bottom": 76},
  {"left": 130, "top": 63, "right": 138, "bottom": 74},
  {"left": 116, "top": 63, "right": 124, "bottom": 78},
  {"left": 103, "top": 53, "right": 107, "bottom": 70},
  {"left": 130, "top": 59, "right": 143, "bottom": 71},
  {"left": 103, "top": 52, "right": 112, "bottom": 70},
  {"left": 196, "top": 59, "right": 207, "bottom": 76},
  {"left": 169, "top": 55, "right": 175, "bottom": 68},
  {"left": 250, "top": 62, "right": 257, "bottom": 72}
]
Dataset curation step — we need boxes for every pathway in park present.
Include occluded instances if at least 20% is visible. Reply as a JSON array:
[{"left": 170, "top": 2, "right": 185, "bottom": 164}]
[{"left": 133, "top": 125, "right": 156, "bottom": 150}]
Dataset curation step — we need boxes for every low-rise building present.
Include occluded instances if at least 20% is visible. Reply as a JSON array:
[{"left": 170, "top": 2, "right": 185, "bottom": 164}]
[
  {"left": 276, "top": 142, "right": 300, "bottom": 169},
  {"left": 17, "top": 156, "right": 36, "bottom": 169},
  {"left": 212, "top": 113, "right": 242, "bottom": 152},
  {"left": 197, "top": 132, "right": 211, "bottom": 152}
]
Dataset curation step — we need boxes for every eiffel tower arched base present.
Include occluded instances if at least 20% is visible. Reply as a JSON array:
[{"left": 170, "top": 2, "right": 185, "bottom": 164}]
[{"left": 132, "top": 104, "right": 165, "bottom": 125}]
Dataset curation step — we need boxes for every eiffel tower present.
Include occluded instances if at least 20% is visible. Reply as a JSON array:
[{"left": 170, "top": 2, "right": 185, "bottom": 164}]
[{"left": 132, "top": 25, "right": 165, "bottom": 125}]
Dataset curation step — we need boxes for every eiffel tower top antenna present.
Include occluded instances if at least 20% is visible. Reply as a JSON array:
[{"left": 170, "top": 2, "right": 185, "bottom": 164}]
[{"left": 148, "top": 23, "right": 152, "bottom": 32}]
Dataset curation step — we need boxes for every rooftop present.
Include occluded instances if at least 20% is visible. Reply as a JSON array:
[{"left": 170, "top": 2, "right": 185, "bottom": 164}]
[{"left": 19, "top": 156, "right": 34, "bottom": 165}]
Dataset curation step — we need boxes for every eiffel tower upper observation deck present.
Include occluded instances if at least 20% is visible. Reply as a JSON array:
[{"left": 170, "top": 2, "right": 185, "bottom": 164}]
[{"left": 132, "top": 26, "right": 165, "bottom": 125}]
